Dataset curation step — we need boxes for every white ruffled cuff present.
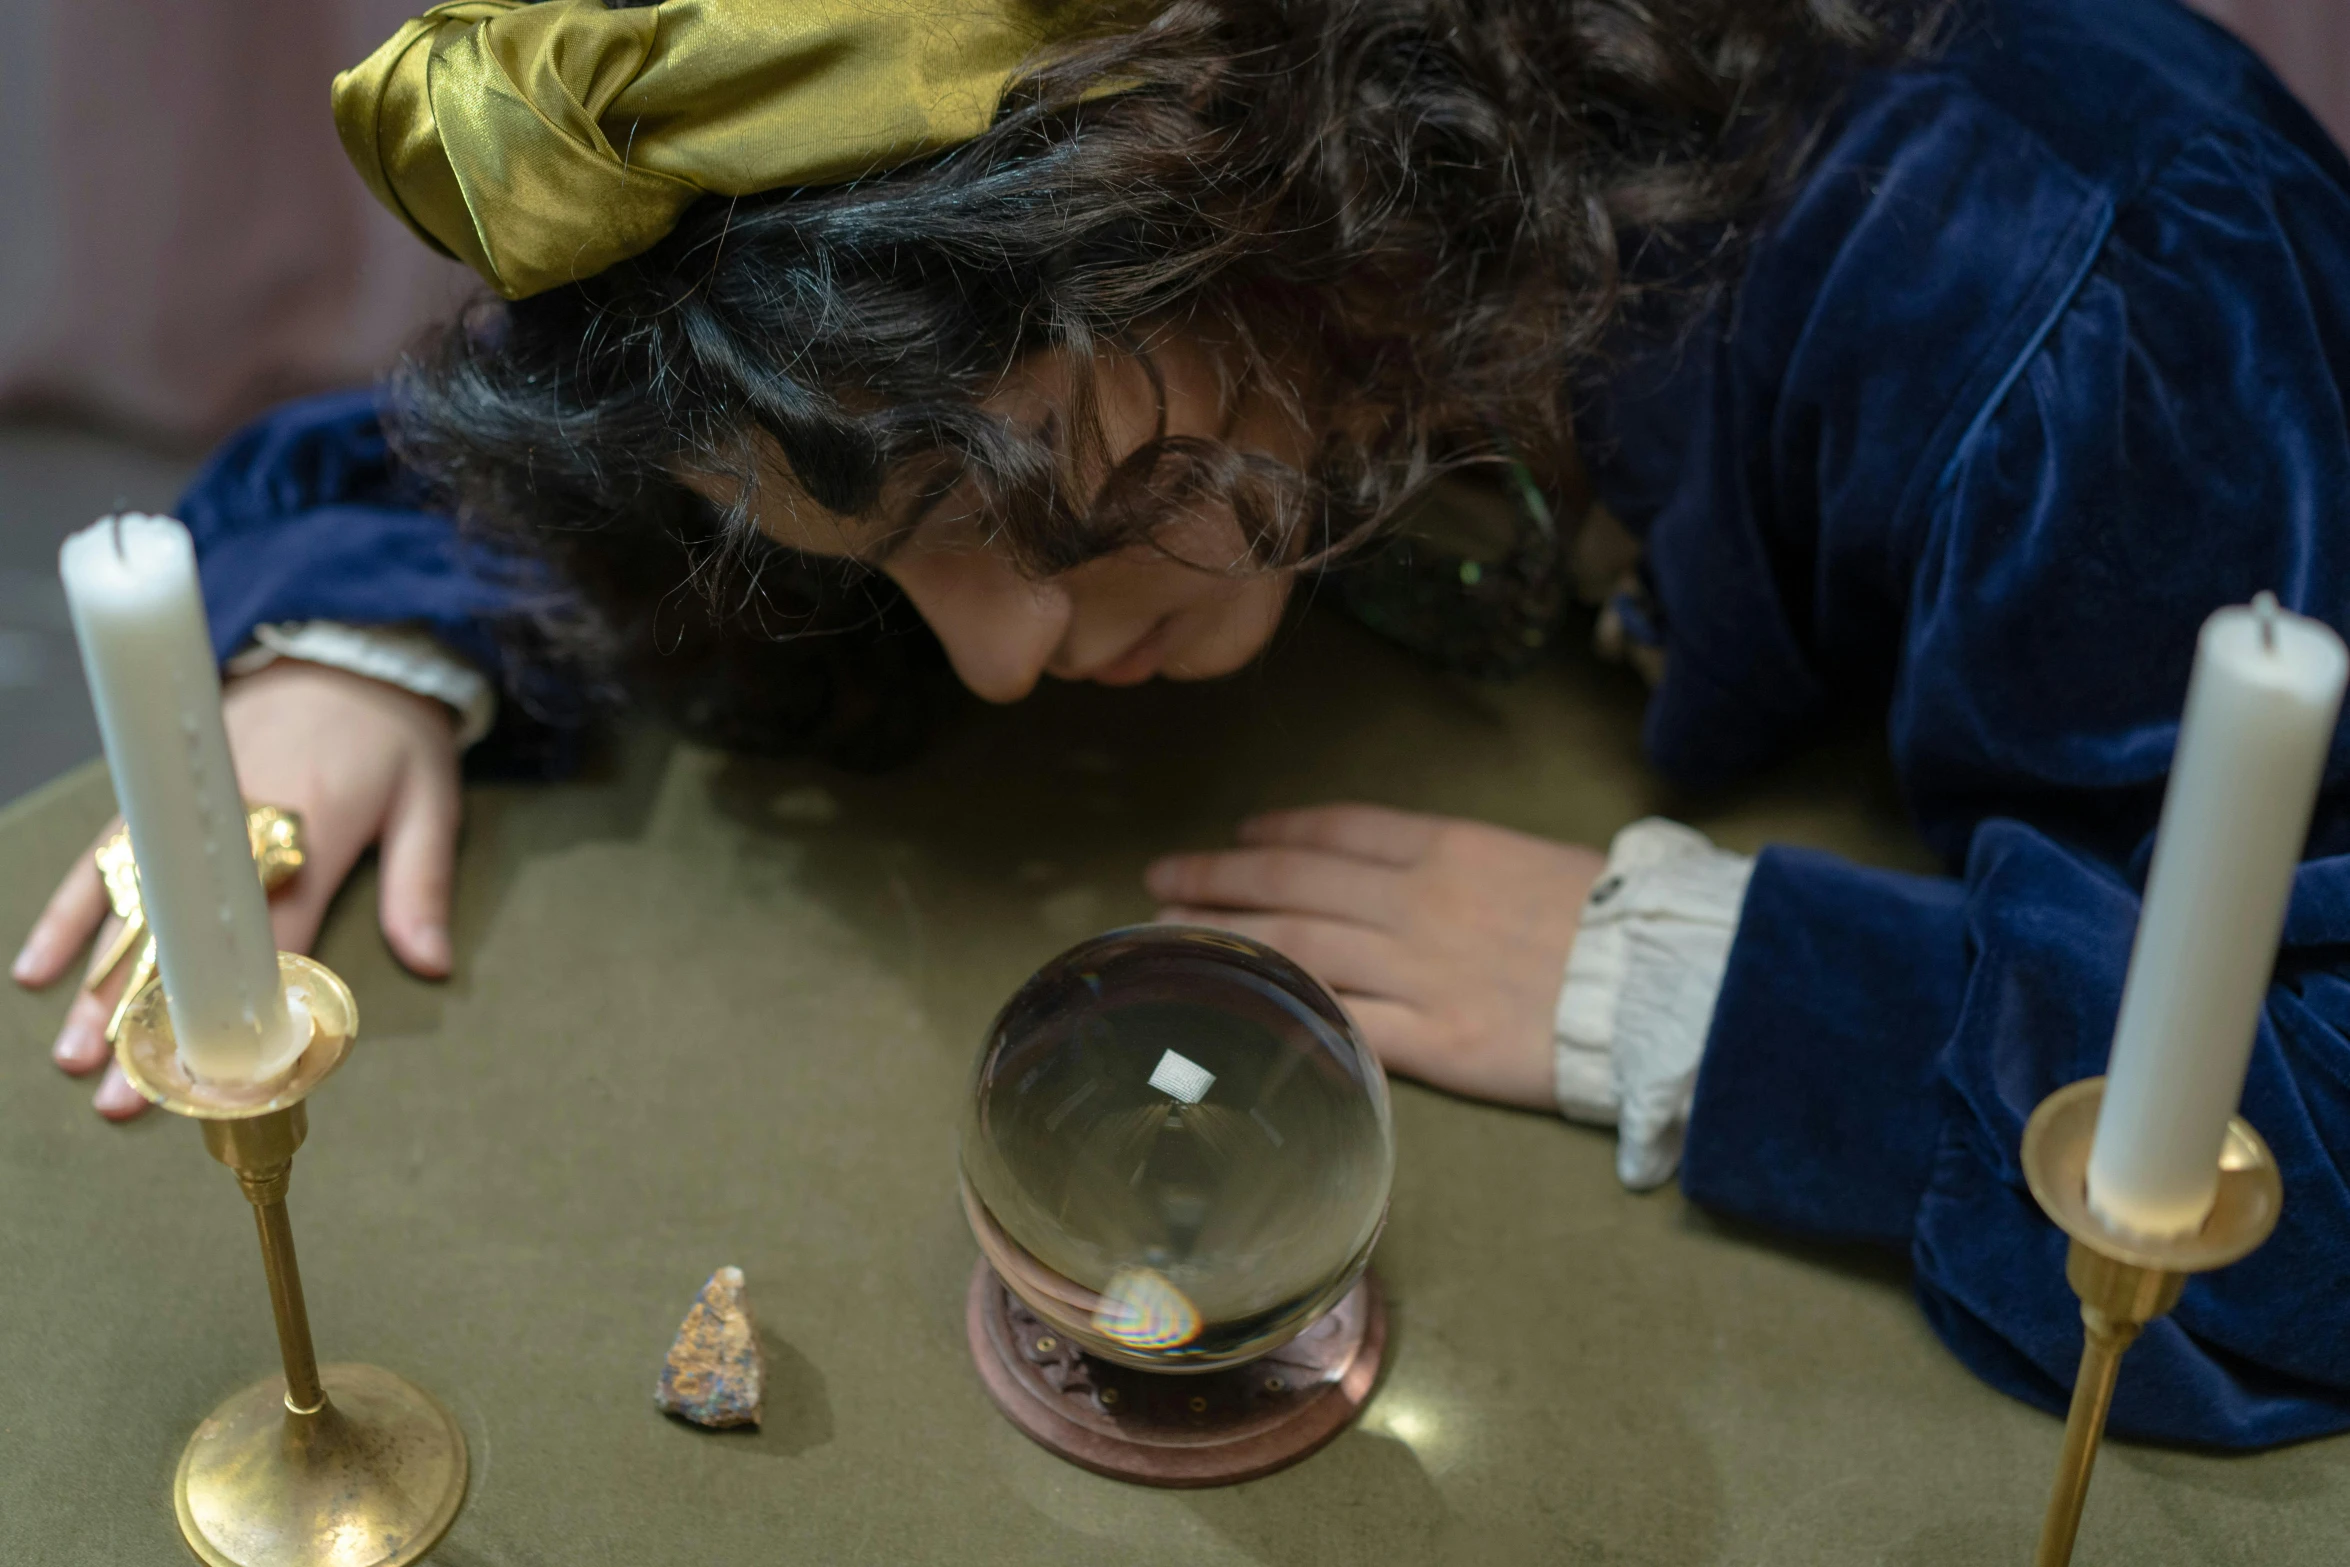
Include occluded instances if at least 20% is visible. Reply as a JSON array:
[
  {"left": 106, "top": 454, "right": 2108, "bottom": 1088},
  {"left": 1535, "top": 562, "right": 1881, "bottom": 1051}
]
[
  {"left": 224, "top": 621, "right": 496, "bottom": 748},
  {"left": 1552, "top": 817, "right": 1756, "bottom": 1191}
]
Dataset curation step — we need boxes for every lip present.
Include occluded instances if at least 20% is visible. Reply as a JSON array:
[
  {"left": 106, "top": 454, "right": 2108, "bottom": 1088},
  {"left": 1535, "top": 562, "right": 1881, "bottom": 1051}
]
[{"left": 1081, "top": 617, "right": 1175, "bottom": 686}]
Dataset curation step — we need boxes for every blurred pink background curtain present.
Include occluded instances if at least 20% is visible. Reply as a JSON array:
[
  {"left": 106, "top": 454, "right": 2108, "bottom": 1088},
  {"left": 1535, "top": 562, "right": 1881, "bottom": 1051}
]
[
  {"left": 0, "top": 0, "right": 473, "bottom": 443},
  {"left": 0, "top": 0, "right": 2342, "bottom": 445},
  {"left": 2191, "top": 0, "right": 2350, "bottom": 149}
]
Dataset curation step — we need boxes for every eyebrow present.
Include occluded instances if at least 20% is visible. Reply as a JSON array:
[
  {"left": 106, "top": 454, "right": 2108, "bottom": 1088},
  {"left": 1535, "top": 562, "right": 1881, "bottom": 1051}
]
[
  {"left": 862, "top": 467, "right": 966, "bottom": 564},
  {"left": 826, "top": 407, "right": 1061, "bottom": 566}
]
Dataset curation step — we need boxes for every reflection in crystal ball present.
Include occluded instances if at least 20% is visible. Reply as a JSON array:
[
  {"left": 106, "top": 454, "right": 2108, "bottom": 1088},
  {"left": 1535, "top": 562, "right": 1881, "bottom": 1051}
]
[{"left": 961, "top": 926, "right": 1395, "bottom": 1372}]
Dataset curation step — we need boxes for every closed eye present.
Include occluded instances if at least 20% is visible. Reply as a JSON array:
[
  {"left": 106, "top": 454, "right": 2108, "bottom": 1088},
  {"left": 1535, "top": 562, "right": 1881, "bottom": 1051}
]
[{"left": 867, "top": 467, "right": 969, "bottom": 564}]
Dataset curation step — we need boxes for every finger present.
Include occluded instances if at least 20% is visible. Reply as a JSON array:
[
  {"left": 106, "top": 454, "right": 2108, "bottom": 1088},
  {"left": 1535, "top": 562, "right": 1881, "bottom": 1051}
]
[
  {"left": 51, "top": 989, "right": 116, "bottom": 1075},
  {"left": 265, "top": 873, "right": 332, "bottom": 957},
  {"left": 1155, "top": 907, "right": 1416, "bottom": 1000},
  {"left": 378, "top": 756, "right": 459, "bottom": 977},
  {"left": 93, "top": 1058, "right": 150, "bottom": 1121},
  {"left": 1235, "top": 804, "right": 1444, "bottom": 867},
  {"left": 13, "top": 828, "right": 117, "bottom": 987},
  {"left": 1143, "top": 847, "right": 1403, "bottom": 925},
  {"left": 262, "top": 807, "right": 376, "bottom": 959}
]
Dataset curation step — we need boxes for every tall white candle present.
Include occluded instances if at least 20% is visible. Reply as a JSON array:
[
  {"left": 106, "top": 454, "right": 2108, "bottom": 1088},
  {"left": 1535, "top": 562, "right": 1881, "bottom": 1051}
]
[
  {"left": 2088, "top": 594, "right": 2347, "bottom": 1239},
  {"left": 59, "top": 515, "right": 300, "bottom": 1084}
]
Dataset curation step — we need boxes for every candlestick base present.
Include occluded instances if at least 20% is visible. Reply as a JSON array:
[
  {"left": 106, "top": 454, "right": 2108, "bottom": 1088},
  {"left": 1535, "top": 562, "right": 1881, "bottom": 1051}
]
[
  {"left": 173, "top": 1363, "right": 467, "bottom": 1567},
  {"left": 2019, "top": 1077, "right": 2283, "bottom": 1567},
  {"left": 117, "top": 952, "right": 468, "bottom": 1567}
]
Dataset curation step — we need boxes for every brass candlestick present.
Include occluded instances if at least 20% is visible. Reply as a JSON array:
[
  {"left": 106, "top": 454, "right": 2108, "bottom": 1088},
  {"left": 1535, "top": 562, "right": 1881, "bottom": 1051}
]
[
  {"left": 116, "top": 952, "right": 467, "bottom": 1567},
  {"left": 90, "top": 807, "right": 307, "bottom": 1046},
  {"left": 2019, "top": 1076, "right": 2283, "bottom": 1567}
]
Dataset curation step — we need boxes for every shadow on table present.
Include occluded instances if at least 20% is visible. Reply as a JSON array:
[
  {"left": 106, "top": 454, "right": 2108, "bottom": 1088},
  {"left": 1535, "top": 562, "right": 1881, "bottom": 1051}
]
[
  {"left": 703, "top": 608, "right": 1455, "bottom": 876},
  {"left": 740, "top": 1326, "right": 837, "bottom": 1459},
  {"left": 1664, "top": 1204, "right": 2343, "bottom": 1535},
  {"left": 693, "top": 607, "right": 1667, "bottom": 1060},
  {"left": 1181, "top": 1428, "right": 1457, "bottom": 1563},
  {"left": 2112, "top": 1428, "right": 2346, "bottom": 1503},
  {"left": 689, "top": 602, "right": 1933, "bottom": 1053},
  {"left": 1180, "top": 1418, "right": 1727, "bottom": 1565},
  {"left": 1675, "top": 1206, "right": 1917, "bottom": 1298},
  {"left": 1166, "top": 1276, "right": 1729, "bottom": 1565},
  {"left": 330, "top": 728, "right": 683, "bottom": 1041}
]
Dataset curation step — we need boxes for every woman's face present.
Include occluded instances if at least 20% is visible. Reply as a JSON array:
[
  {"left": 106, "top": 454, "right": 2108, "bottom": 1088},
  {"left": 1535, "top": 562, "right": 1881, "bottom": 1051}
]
[{"left": 715, "top": 336, "right": 1308, "bottom": 703}]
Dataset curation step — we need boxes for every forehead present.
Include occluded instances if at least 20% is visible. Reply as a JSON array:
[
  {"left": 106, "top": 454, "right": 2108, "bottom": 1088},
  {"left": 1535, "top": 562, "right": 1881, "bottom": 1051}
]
[{"left": 678, "top": 454, "right": 893, "bottom": 561}]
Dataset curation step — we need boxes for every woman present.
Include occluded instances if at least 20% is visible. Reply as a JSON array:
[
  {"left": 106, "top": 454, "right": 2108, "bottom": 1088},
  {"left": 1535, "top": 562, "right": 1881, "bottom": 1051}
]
[{"left": 16, "top": 0, "right": 2350, "bottom": 1444}]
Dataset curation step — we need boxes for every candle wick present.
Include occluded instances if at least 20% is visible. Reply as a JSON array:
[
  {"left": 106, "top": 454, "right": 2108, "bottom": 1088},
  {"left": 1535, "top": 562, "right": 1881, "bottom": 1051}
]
[
  {"left": 2253, "top": 590, "right": 2281, "bottom": 653},
  {"left": 109, "top": 512, "right": 126, "bottom": 561}
]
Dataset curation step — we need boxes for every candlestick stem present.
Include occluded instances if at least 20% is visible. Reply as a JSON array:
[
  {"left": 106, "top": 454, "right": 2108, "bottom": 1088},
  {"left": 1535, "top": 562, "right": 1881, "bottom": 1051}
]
[
  {"left": 204, "top": 1107, "right": 326, "bottom": 1415},
  {"left": 2033, "top": 1278, "right": 2145, "bottom": 1566},
  {"left": 2020, "top": 1078, "right": 2281, "bottom": 1567}
]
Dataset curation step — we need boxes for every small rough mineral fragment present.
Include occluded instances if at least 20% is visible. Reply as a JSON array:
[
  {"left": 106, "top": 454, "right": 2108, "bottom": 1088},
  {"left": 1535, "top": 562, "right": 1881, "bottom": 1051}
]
[{"left": 656, "top": 1266, "right": 765, "bottom": 1428}]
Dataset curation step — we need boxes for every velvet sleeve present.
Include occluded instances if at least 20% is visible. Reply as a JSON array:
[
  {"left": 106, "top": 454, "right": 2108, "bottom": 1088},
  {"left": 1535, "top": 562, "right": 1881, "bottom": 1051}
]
[
  {"left": 175, "top": 389, "right": 587, "bottom": 773},
  {"left": 1683, "top": 125, "right": 2350, "bottom": 1448},
  {"left": 176, "top": 389, "right": 521, "bottom": 678}
]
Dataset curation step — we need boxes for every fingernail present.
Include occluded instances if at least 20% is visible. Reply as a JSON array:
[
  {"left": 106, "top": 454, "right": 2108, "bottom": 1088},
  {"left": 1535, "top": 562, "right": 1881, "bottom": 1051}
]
[
  {"left": 12, "top": 937, "right": 44, "bottom": 984},
  {"left": 414, "top": 924, "right": 452, "bottom": 974},
  {"left": 53, "top": 1010, "right": 101, "bottom": 1071},
  {"left": 1142, "top": 861, "right": 1177, "bottom": 897},
  {"left": 95, "top": 1067, "right": 146, "bottom": 1119}
]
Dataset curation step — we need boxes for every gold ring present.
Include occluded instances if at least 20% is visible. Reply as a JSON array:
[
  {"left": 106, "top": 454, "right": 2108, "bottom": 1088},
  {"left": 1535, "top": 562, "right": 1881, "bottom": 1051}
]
[{"left": 83, "top": 806, "right": 308, "bottom": 1037}]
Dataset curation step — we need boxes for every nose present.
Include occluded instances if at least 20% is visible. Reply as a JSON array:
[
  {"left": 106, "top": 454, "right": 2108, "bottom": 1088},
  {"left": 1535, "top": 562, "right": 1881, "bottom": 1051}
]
[{"left": 885, "top": 548, "right": 1071, "bottom": 703}]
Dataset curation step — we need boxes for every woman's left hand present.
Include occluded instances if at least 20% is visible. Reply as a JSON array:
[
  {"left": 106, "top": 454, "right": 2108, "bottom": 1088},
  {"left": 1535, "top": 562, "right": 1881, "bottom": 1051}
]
[{"left": 1146, "top": 805, "right": 1603, "bottom": 1109}]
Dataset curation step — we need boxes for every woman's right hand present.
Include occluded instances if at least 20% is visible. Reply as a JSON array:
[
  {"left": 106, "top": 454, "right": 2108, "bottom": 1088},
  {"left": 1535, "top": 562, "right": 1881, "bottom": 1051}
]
[{"left": 9, "top": 659, "right": 464, "bottom": 1120}]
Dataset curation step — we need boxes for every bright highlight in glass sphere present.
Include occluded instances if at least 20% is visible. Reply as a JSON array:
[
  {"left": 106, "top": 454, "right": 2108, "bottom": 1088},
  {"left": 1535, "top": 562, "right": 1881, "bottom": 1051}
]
[{"left": 961, "top": 926, "right": 1395, "bottom": 1372}]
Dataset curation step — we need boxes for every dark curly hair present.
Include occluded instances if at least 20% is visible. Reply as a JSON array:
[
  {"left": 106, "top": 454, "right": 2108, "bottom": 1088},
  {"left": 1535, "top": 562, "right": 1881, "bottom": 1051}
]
[{"left": 391, "top": 0, "right": 1935, "bottom": 766}]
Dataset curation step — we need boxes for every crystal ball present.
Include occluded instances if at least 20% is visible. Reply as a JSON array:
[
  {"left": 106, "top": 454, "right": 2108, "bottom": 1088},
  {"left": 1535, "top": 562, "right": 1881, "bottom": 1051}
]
[{"left": 961, "top": 925, "right": 1395, "bottom": 1372}]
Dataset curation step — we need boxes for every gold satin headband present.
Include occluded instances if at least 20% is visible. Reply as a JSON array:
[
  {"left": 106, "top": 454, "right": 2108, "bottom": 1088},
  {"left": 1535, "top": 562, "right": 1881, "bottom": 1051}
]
[{"left": 334, "top": 0, "right": 1099, "bottom": 300}]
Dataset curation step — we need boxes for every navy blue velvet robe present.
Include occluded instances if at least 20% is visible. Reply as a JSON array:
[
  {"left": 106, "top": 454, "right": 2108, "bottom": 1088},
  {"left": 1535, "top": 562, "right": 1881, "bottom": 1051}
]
[{"left": 174, "top": 0, "right": 2350, "bottom": 1446}]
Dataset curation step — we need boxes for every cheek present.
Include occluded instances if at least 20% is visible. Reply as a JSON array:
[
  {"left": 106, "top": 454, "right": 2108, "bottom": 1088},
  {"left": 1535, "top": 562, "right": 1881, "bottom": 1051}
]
[{"left": 1164, "top": 572, "right": 1295, "bottom": 679}]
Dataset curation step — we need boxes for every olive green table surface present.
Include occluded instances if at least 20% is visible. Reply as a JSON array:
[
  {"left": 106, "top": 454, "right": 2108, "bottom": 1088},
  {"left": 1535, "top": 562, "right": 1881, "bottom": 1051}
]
[{"left": 4, "top": 610, "right": 2343, "bottom": 1565}]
